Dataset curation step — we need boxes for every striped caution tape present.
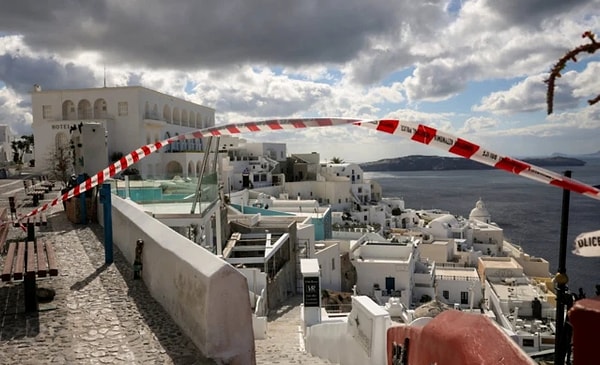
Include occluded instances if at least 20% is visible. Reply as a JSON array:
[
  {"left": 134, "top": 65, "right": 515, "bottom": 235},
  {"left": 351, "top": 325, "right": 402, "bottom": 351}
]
[
  {"left": 14, "top": 118, "right": 364, "bottom": 223},
  {"left": 12, "top": 117, "right": 600, "bottom": 226},
  {"left": 354, "top": 119, "right": 600, "bottom": 200}
]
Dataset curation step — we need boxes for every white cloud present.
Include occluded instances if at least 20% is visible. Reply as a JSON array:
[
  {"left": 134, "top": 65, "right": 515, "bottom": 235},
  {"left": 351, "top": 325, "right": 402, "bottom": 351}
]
[
  {"left": 459, "top": 117, "right": 498, "bottom": 134},
  {"left": 0, "top": 0, "right": 599, "bottom": 163},
  {"left": 0, "top": 87, "right": 33, "bottom": 135}
]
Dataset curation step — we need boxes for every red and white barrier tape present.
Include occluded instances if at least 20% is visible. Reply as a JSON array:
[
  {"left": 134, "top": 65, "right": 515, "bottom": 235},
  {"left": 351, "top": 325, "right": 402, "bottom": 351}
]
[
  {"left": 354, "top": 119, "right": 600, "bottom": 200},
  {"left": 14, "top": 118, "right": 363, "bottom": 223},
  {"left": 12, "top": 117, "right": 600, "bottom": 226}
]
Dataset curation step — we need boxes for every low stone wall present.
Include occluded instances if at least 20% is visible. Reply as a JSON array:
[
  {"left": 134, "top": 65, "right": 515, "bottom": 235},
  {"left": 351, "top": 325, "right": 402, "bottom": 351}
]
[{"left": 100, "top": 196, "right": 255, "bottom": 364}]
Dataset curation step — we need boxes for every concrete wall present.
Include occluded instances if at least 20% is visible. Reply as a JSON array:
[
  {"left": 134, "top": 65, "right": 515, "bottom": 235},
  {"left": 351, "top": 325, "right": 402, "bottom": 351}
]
[
  {"left": 305, "top": 296, "right": 392, "bottom": 365},
  {"left": 102, "top": 196, "right": 255, "bottom": 364}
]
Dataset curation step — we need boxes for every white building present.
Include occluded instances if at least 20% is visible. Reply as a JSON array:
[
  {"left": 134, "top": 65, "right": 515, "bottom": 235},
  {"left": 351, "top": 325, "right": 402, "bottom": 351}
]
[
  {"left": 435, "top": 264, "right": 483, "bottom": 310},
  {"left": 31, "top": 85, "right": 215, "bottom": 178},
  {"left": 477, "top": 256, "right": 556, "bottom": 353},
  {"left": 350, "top": 232, "right": 435, "bottom": 309},
  {"left": 314, "top": 241, "right": 342, "bottom": 291},
  {"left": 221, "top": 141, "right": 287, "bottom": 192},
  {"left": 0, "top": 125, "right": 14, "bottom": 163}
]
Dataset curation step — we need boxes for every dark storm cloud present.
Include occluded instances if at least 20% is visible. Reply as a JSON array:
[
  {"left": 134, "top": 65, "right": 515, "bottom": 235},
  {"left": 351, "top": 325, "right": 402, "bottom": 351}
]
[
  {"left": 0, "top": 54, "right": 97, "bottom": 94},
  {"left": 484, "top": 0, "right": 592, "bottom": 28},
  {"left": 0, "top": 0, "right": 403, "bottom": 69}
]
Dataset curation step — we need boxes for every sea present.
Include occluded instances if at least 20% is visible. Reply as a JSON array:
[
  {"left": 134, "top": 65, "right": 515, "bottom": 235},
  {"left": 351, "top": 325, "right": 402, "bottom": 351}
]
[{"left": 364, "top": 158, "right": 600, "bottom": 296}]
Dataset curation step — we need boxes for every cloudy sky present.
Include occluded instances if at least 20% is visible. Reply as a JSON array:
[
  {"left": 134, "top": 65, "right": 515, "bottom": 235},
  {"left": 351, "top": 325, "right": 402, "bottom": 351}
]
[{"left": 1, "top": 0, "right": 599, "bottom": 162}]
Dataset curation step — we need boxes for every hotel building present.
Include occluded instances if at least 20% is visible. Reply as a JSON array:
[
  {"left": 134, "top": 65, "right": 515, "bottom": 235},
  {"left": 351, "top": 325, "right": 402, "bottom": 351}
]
[{"left": 30, "top": 85, "right": 215, "bottom": 178}]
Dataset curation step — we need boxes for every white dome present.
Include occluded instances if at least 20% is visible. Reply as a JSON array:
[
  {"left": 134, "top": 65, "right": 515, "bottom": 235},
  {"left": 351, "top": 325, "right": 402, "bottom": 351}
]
[{"left": 469, "top": 198, "right": 491, "bottom": 222}]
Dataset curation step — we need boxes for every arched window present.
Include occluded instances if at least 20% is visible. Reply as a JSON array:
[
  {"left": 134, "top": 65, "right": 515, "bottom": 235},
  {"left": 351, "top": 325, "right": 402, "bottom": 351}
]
[
  {"left": 62, "top": 100, "right": 76, "bottom": 120},
  {"left": 78, "top": 99, "right": 92, "bottom": 119},
  {"left": 94, "top": 98, "right": 107, "bottom": 118},
  {"left": 163, "top": 105, "right": 171, "bottom": 123},
  {"left": 55, "top": 132, "right": 69, "bottom": 149}
]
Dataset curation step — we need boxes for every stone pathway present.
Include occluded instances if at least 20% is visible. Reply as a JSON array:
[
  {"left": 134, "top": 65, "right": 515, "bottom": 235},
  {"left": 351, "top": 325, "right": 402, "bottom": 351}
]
[
  {"left": 255, "top": 296, "right": 331, "bottom": 364},
  {"left": 0, "top": 177, "right": 332, "bottom": 364},
  {"left": 0, "top": 184, "right": 214, "bottom": 364}
]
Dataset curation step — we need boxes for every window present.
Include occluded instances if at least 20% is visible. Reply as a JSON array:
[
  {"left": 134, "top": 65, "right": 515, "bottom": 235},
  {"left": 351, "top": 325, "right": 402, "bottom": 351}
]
[
  {"left": 331, "top": 258, "right": 335, "bottom": 270},
  {"left": 522, "top": 338, "right": 535, "bottom": 347},
  {"left": 118, "top": 102, "right": 128, "bottom": 116},
  {"left": 443, "top": 290, "right": 449, "bottom": 299},
  {"left": 42, "top": 105, "right": 52, "bottom": 119},
  {"left": 460, "top": 291, "right": 469, "bottom": 305}
]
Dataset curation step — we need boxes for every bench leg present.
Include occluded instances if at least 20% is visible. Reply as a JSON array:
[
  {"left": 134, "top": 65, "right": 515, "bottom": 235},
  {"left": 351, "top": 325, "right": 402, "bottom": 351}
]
[
  {"left": 32, "top": 194, "right": 39, "bottom": 206},
  {"left": 27, "top": 223, "right": 35, "bottom": 241},
  {"left": 24, "top": 276, "right": 38, "bottom": 312}
]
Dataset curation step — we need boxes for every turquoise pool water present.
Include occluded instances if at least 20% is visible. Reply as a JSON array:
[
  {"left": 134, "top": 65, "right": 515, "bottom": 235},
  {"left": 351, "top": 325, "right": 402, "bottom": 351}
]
[{"left": 115, "top": 187, "right": 190, "bottom": 202}]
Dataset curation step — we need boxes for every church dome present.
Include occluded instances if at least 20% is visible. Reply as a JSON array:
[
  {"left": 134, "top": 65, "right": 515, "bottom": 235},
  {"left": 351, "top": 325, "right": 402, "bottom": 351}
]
[{"left": 469, "top": 198, "right": 491, "bottom": 223}]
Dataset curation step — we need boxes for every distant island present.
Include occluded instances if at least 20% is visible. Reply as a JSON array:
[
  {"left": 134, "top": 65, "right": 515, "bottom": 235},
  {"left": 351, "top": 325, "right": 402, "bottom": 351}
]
[{"left": 359, "top": 155, "right": 587, "bottom": 172}]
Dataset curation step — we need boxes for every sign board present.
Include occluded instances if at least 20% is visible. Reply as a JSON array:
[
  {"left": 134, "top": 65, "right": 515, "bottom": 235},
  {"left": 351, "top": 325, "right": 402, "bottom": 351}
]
[
  {"left": 303, "top": 276, "right": 320, "bottom": 307},
  {"left": 573, "top": 230, "right": 600, "bottom": 257}
]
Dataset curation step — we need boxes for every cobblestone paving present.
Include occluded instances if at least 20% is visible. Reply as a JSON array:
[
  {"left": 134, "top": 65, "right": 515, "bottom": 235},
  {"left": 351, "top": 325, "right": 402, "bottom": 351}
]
[
  {"left": 0, "top": 180, "right": 214, "bottom": 364},
  {"left": 0, "top": 176, "right": 332, "bottom": 364}
]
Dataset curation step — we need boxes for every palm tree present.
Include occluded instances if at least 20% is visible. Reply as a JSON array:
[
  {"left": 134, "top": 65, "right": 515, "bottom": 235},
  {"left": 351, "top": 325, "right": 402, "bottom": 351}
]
[{"left": 330, "top": 156, "right": 344, "bottom": 164}]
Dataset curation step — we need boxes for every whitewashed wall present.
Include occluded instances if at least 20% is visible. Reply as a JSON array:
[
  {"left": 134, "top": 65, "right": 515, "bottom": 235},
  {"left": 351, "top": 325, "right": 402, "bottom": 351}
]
[
  {"left": 101, "top": 196, "right": 255, "bottom": 364},
  {"left": 305, "top": 296, "right": 392, "bottom": 365}
]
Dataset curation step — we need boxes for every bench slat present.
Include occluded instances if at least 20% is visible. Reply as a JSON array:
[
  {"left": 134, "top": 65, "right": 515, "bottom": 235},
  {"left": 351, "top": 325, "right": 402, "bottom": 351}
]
[
  {"left": 45, "top": 241, "right": 58, "bottom": 277},
  {"left": 26, "top": 241, "right": 36, "bottom": 279},
  {"left": 1, "top": 242, "right": 17, "bottom": 281},
  {"left": 36, "top": 240, "right": 49, "bottom": 277},
  {"left": 13, "top": 242, "right": 25, "bottom": 280},
  {"left": 0, "top": 208, "right": 9, "bottom": 253}
]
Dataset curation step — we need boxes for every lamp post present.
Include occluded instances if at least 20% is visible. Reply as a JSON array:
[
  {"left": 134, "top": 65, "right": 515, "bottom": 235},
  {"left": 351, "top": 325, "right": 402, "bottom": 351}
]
[{"left": 554, "top": 170, "right": 571, "bottom": 365}]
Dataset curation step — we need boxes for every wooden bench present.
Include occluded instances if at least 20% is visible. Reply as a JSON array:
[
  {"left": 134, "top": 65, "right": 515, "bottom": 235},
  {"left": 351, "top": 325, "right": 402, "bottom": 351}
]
[
  {"left": 37, "top": 176, "right": 55, "bottom": 191},
  {"left": 1, "top": 240, "right": 58, "bottom": 312},
  {"left": 13, "top": 213, "right": 47, "bottom": 241},
  {"left": 23, "top": 180, "right": 46, "bottom": 206},
  {"left": 0, "top": 207, "right": 9, "bottom": 254}
]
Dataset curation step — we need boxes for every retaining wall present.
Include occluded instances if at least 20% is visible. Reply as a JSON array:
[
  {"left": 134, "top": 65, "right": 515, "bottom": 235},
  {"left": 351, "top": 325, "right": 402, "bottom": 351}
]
[{"left": 100, "top": 196, "right": 255, "bottom": 364}]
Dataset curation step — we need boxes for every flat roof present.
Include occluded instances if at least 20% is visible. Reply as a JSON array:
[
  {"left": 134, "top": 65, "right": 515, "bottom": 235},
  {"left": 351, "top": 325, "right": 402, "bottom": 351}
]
[
  {"left": 491, "top": 282, "right": 542, "bottom": 303},
  {"left": 480, "top": 258, "right": 521, "bottom": 270},
  {"left": 436, "top": 267, "right": 479, "bottom": 279}
]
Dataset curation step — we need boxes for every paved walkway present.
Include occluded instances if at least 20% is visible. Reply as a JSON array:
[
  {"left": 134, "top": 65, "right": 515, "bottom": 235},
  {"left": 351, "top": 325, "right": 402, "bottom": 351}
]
[
  {"left": 0, "top": 176, "right": 331, "bottom": 364},
  {"left": 256, "top": 296, "right": 331, "bottom": 364}
]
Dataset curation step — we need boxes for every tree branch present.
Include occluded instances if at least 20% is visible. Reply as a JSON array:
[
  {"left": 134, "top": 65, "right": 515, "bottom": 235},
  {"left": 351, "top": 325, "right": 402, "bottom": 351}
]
[{"left": 545, "top": 31, "right": 600, "bottom": 115}]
